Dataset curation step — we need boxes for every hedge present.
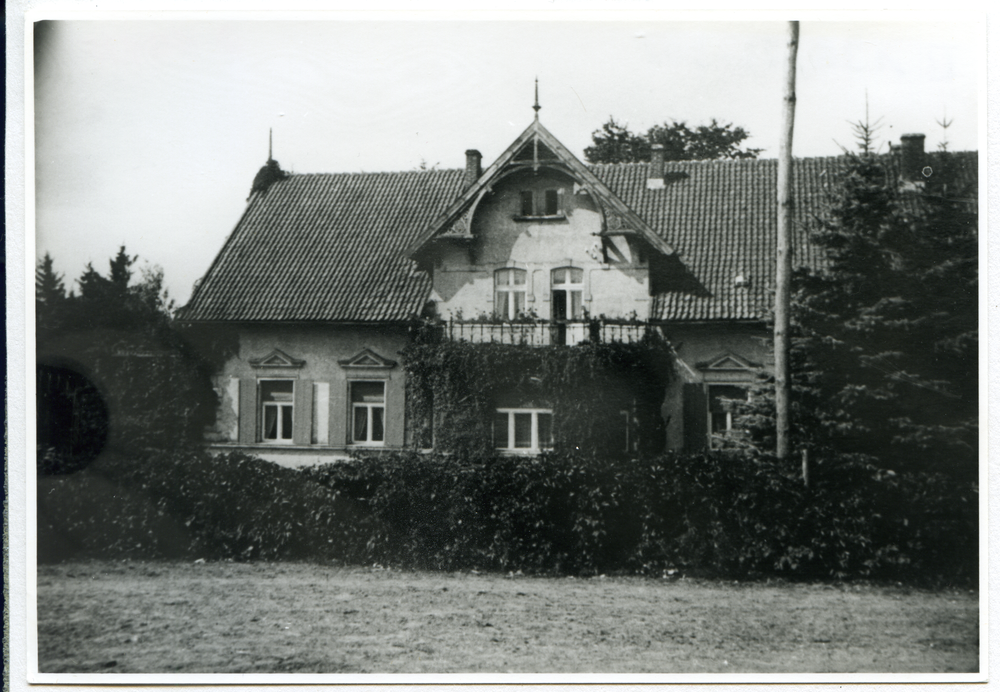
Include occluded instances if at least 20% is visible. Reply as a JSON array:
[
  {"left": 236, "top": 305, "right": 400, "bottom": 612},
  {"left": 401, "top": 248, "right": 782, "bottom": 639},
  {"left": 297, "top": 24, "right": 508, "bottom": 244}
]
[
  {"left": 306, "top": 450, "right": 979, "bottom": 584},
  {"left": 38, "top": 447, "right": 978, "bottom": 585},
  {"left": 37, "top": 449, "right": 373, "bottom": 563}
]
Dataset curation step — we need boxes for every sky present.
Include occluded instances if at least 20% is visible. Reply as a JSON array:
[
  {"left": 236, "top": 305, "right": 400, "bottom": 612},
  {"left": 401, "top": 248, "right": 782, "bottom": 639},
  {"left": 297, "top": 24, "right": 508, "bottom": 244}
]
[{"left": 33, "top": 17, "right": 982, "bottom": 307}]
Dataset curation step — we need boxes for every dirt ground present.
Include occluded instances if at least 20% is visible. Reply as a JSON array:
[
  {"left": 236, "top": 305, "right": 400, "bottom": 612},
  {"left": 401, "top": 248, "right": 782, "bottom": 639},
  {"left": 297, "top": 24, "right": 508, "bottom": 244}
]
[{"left": 35, "top": 561, "right": 978, "bottom": 675}]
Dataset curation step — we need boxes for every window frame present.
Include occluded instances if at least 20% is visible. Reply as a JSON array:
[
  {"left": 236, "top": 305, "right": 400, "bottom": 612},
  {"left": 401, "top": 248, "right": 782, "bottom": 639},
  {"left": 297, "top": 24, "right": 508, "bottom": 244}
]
[
  {"left": 350, "top": 380, "right": 387, "bottom": 446},
  {"left": 494, "top": 267, "right": 528, "bottom": 320},
  {"left": 494, "top": 407, "right": 554, "bottom": 453},
  {"left": 259, "top": 378, "right": 295, "bottom": 445}
]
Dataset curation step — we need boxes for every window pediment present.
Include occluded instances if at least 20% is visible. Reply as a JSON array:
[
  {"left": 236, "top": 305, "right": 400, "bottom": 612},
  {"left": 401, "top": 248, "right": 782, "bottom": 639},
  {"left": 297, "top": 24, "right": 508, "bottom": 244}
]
[
  {"left": 249, "top": 349, "right": 305, "bottom": 369},
  {"left": 338, "top": 348, "right": 397, "bottom": 370},
  {"left": 698, "top": 352, "right": 758, "bottom": 384}
]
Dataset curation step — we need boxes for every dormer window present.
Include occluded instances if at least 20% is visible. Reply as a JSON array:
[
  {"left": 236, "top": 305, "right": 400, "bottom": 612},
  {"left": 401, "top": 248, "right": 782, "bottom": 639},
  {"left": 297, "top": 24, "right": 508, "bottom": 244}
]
[
  {"left": 516, "top": 189, "right": 563, "bottom": 220},
  {"left": 495, "top": 268, "right": 527, "bottom": 319}
]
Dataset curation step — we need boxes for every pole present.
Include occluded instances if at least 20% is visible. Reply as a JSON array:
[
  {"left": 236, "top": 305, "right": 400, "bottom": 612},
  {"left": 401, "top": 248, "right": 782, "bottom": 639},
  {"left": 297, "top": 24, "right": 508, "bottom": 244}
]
[{"left": 775, "top": 21, "right": 799, "bottom": 463}]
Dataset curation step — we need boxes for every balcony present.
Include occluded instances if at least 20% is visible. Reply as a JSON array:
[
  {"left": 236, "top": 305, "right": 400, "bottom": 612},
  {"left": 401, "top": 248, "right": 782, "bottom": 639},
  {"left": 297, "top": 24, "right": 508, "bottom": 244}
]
[{"left": 439, "top": 318, "right": 654, "bottom": 346}]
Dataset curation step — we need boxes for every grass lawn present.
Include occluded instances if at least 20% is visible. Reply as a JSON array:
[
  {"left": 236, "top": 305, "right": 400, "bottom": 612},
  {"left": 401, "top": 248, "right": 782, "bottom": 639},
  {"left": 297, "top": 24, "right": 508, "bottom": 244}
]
[{"left": 36, "top": 560, "right": 978, "bottom": 675}]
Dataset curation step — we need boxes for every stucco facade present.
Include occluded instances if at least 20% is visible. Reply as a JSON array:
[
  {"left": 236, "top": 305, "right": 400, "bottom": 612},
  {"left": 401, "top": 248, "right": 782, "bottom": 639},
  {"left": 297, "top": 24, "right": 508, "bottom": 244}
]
[{"left": 205, "top": 325, "right": 409, "bottom": 466}]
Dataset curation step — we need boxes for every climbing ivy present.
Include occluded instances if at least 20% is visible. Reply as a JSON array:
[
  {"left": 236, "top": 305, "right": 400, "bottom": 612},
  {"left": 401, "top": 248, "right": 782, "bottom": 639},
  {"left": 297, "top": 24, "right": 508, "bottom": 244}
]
[{"left": 402, "top": 336, "right": 676, "bottom": 456}]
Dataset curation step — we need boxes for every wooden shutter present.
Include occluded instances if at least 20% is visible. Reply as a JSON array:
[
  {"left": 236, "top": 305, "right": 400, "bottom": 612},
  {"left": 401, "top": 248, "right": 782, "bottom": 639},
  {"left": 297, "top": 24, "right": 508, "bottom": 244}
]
[
  {"left": 292, "top": 378, "right": 313, "bottom": 446},
  {"left": 238, "top": 378, "right": 258, "bottom": 445},
  {"left": 682, "top": 383, "right": 708, "bottom": 453}
]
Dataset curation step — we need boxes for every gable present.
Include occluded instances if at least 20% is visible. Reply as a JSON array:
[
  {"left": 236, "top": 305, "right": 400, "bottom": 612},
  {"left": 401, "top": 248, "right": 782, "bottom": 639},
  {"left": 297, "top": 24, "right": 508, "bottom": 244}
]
[{"left": 406, "top": 119, "right": 675, "bottom": 261}]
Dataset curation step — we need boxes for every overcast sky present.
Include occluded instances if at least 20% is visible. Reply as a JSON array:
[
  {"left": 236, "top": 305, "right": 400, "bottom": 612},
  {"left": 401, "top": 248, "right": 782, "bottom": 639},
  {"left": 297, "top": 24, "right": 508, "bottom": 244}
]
[{"left": 33, "top": 18, "right": 981, "bottom": 307}]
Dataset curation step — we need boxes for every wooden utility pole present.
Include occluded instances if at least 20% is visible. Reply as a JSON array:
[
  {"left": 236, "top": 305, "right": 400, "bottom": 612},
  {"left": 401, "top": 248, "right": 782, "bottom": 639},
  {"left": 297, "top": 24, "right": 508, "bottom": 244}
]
[{"left": 775, "top": 21, "right": 799, "bottom": 463}]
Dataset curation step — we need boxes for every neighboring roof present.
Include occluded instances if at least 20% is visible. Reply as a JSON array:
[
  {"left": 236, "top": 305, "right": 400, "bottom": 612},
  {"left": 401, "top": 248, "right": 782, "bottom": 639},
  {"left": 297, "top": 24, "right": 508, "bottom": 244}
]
[
  {"left": 179, "top": 169, "right": 465, "bottom": 322},
  {"left": 179, "top": 143, "right": 977, "bottom": 325}
]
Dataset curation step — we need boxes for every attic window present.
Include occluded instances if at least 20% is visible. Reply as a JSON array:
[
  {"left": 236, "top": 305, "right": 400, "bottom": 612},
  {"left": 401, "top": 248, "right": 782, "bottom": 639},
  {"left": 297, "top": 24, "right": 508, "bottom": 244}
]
[{"left": 515, "top": 189, "right": 564, "bottom": 221}]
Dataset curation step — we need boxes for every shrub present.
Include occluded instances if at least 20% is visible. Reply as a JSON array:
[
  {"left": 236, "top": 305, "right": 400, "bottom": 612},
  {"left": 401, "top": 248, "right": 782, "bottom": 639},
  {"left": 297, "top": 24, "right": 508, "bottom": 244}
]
[
  {"left": 308, "top": 450, "right": 977, "bottom": 584},
  {"left": 39, "top": 446, "right": 977, "bottom": 585},
  {"left": 38, "top": 449, "right": 372, "bottom": 563}
]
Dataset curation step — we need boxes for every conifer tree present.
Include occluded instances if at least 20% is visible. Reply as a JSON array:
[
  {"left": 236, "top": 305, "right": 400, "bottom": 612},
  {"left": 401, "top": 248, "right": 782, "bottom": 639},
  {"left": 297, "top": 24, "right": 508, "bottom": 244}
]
[{"left": 736, "top": 134, "right": 977, "bottom": 481}]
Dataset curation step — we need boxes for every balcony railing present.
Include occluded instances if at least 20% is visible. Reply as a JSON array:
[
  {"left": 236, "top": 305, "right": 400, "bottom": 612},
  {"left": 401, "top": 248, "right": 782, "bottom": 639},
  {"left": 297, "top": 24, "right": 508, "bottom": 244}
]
[{"left": 440, "top": 318, "right": 654, "bottom": 346}]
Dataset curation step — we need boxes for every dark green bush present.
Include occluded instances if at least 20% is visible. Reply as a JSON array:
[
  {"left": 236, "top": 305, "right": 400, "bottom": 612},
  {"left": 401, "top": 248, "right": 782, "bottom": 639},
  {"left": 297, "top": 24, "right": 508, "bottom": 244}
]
[
  {"left": 308, "top": 450, "right": 977, "bottom": 584},
  {"left": 38, "top": 449, "right": 372, "bottom": 563},
  {"left": 39, "top": 446, "right": 977, "bottom": 584}
]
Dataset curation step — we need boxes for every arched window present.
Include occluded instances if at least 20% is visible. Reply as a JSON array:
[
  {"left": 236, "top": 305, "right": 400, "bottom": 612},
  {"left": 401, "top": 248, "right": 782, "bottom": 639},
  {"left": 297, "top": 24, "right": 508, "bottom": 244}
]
[
  {"left": 551, "top": 267, "right": 584, "bottom": 320},
  {"left": 495, "top": 268, "right": 527, "bottom": 319}
]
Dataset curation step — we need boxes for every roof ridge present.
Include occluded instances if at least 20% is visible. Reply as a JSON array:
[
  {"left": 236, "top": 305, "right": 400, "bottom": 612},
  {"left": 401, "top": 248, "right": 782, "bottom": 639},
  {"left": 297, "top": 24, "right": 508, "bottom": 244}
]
[{"left": 285, "top": 167, "right": 465, "bottom": 178}]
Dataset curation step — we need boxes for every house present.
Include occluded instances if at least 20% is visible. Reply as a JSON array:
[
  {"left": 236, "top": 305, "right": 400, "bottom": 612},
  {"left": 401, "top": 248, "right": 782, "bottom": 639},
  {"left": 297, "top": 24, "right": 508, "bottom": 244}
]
[{"left": 177, "top": 105, "right": 970, "bottom": 466}]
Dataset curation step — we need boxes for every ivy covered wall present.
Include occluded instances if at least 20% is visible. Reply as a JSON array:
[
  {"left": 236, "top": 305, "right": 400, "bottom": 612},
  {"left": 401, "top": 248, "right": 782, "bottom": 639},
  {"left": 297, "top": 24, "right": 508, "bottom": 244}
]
[{"left": 402, "top": 337, "right": 676, "bottom": 456}]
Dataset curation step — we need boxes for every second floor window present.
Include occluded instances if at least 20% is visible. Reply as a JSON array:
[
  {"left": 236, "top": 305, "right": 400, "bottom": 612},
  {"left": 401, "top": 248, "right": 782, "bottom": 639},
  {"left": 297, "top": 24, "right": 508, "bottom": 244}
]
[
  {"left": 495, "top": 267, "right": 527, "bottom": 319},
  {"left": 551, "top": 267, "right": 584, "bottom": 320}
]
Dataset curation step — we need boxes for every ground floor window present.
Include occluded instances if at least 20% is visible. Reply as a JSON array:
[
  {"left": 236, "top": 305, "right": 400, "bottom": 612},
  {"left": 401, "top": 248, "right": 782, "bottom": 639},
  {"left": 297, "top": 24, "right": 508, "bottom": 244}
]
[
  {"left": 708, "top": 385, "right": 749, "bottom": 447},
  {"left": 351, "top": 381, "right": 386, "bottom": 445},
  {"left": 494, "top": 408, "right": 553, "bottom": 452},
  {"left": 260, "top": 379, "right": 294, "bottom": 443}
]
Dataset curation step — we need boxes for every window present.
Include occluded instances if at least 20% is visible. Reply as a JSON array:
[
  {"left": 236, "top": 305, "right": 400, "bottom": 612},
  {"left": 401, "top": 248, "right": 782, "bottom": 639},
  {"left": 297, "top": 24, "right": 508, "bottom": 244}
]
[
  {"left": 544, "top": 189, "right": 560, "bottom": 215},
  {"left": 551, "top": 267, "right": 584, "bottom": 320},
  {"left": 495, "top": 268, "right": 527, "bottom": 319},
  {"left": 494, "top": 408, "right": 554, "bottom": 452},
  {"left": 520, "top": 190, "right": 534, "bottom": 217},
  {"left": 517, "top": 189, "right": 561, "bottom": 217},
  {"left": 351, "top": 381, "right": 386, "bottom": 445},
  {"left": 261, "top": 380, "right": 294, "bottom": 443},
  {"left": 708, "top": 385, "right": 749, "bottom": 446}
]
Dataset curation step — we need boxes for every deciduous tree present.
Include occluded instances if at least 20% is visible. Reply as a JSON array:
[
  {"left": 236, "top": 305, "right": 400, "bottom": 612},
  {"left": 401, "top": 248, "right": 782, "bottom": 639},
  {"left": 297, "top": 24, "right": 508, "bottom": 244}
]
[{"left": 584, "top": 117, "right": 762, "bottom": 164}]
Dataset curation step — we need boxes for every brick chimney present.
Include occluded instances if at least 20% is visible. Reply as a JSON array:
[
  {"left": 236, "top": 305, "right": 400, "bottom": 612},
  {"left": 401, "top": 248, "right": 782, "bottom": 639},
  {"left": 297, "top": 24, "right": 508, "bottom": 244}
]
[
  {"left": 647, "top": 143, "right": 665, "bottom": 190},
  {"left": 899, "top": 133, "right": 926, "bottom": 183},
  {"left": 464, "top": 149, "right": 482, "bottom": 188}
]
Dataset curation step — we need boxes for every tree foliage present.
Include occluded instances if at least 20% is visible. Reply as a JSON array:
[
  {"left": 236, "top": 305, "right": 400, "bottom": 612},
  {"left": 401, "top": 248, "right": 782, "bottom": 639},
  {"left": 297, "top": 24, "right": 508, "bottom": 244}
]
[
  {"left": 584, "top": 117, "right": 762, "bottom": 164},
  {"left": 36, "top": 247, "right": 217, "bottom": 472},
  {"left": 736, "top": 143, "right": 978, "bottom": 481}
]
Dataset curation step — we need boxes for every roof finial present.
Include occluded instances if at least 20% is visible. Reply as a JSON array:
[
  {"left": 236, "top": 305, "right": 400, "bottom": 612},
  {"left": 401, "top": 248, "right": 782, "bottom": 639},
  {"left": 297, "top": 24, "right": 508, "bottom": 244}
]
[
  {"left": 533, "top": 77, "right": 541, "bottom": 120},
  {"left": 268, "top": 128, "right": 273, "bottom": 162}
]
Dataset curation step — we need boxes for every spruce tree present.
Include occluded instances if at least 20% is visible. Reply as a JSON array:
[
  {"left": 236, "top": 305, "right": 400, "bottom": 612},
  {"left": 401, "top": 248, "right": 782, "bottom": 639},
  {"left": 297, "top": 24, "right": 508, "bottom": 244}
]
[{"left": 736, "top": 139, "right": 977, "bottom": 481}]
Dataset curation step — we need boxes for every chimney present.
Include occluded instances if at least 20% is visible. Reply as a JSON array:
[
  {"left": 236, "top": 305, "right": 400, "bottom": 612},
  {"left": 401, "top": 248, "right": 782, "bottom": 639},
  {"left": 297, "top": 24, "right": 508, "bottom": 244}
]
[
  {"left": 464, "top": 149, "right": 482, "bottom": 188},
  {"left": 647, "top": 143, "right": 665, "bottom": 190},
  {"left": 899, "top": 133, "right": 926, "bottom": 183}
]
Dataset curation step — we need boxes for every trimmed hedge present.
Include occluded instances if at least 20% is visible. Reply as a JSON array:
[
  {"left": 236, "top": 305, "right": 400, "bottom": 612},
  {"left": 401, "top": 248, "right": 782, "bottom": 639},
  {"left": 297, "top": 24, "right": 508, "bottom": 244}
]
[
  {"left": 38, "top": 447, "right": 977, "bottom": 585},
  {"left": 306, "top": 451, "right": 978, "bottom": 584}
]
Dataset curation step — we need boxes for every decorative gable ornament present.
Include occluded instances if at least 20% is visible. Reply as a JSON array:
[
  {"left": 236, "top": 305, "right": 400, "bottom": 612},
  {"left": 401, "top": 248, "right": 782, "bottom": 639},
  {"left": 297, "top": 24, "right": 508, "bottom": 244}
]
[
  {"left": 249, "top": 349, "right": 305, "bottom": 369},
  {"left": 338, "top": 348, "right": 397, "bottom": 370}
]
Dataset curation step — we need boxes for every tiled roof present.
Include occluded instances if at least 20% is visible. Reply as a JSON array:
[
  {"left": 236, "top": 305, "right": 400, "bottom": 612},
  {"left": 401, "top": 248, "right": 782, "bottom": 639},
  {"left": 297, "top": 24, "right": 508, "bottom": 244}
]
[
  {"left": 180, "top": 150, "right": 976, "bottom": 324},
  {"left": 179, "top": 169, "right": 466, "bottom": 322},
  {"left": 594, "top": 156, "right": 836, "bottom": 321}
]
